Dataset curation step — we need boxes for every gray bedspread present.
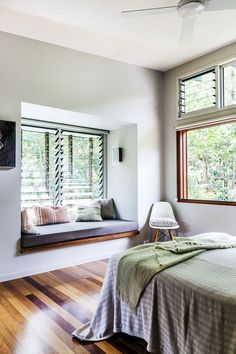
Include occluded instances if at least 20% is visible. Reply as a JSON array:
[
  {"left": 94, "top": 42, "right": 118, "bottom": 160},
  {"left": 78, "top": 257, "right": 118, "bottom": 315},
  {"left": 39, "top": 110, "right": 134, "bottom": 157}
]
[{"left": 73, "top": 233, "right": 236, "bottom": 354}]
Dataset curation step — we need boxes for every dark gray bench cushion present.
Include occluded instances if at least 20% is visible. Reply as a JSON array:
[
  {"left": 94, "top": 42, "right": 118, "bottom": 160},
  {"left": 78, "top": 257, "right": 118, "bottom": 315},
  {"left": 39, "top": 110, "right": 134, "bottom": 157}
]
[{"left": 21, "top": 219, "right": 139, "bottom": 248}]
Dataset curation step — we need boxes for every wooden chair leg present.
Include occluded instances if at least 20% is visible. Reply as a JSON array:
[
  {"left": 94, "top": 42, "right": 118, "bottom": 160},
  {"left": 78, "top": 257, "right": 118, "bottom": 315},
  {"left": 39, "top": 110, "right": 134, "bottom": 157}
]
[
  {"left": 168, "top": 229, "right": 174, "bottom": 241},
  {"left": 154, "top": 229, "right": 159, "bottom": 242}
]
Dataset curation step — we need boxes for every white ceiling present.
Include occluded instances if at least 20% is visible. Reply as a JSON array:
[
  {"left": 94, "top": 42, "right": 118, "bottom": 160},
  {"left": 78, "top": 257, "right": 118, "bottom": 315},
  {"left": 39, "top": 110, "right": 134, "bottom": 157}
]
[{"left": 0, "top": 0, "right": 236, "bottom": 71}]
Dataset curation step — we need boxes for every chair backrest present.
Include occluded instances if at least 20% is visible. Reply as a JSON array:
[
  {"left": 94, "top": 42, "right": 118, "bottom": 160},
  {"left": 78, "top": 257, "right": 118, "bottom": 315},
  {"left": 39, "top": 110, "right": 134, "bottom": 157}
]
[{"left": 149, "top": 202, "right": 176, "bottom": 224}]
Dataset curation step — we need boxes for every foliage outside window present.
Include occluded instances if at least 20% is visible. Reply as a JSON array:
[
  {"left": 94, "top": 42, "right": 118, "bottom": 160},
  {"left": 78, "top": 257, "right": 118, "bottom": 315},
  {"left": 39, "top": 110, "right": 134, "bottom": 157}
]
[
  {"left": 21, "top": 125, "right": 105, "bottom": 210},
  {"left": 179, "top": 60, "right": 236, "bottom": 117},
  {"left": 62, "top": 132, "right": 104, "bottom": 210},
  {"left": 177, "top": 121, "right": 236, "bottom": 205}
]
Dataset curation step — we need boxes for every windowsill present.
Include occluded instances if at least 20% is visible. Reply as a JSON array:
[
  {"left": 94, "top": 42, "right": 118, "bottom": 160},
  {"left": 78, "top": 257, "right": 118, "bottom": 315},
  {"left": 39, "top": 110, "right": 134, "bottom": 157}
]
[
  {"left": 177, "top": 199, "right": 236, "bottom": 206},
  {"left": 177, "top": 104, "right": 236, "bottom": 121}
]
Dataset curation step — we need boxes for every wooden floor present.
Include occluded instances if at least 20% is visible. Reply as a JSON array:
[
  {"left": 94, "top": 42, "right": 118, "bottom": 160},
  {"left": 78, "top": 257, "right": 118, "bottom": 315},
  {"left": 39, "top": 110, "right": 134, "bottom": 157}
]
[{"left": 0, "top": 259, "right": 149, "bottom": 354}]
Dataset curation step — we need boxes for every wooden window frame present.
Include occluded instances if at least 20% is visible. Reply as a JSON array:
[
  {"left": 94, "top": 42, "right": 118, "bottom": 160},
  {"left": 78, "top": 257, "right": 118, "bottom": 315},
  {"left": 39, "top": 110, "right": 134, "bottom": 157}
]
[{"left": 177, "top": 122, "right": 236, "bottom": 206}]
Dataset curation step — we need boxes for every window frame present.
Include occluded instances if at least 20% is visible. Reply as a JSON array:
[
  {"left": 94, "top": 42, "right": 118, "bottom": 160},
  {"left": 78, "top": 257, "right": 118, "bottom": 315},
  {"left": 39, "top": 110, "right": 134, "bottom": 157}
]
[
  {"left": 178, "top": 66, "right": 218, "bottom": 118},
  {"left": 176, "top": 120, "right": 236, "bottom": 206},
  {"left": 21, "top": 120, "right": 108, "bottom": 209},
  {"left": 177, "top": 58, "right": 236, "bottom": 119},
  {"left": 221, "top": 60, "right": 236, "bottom": 109}
]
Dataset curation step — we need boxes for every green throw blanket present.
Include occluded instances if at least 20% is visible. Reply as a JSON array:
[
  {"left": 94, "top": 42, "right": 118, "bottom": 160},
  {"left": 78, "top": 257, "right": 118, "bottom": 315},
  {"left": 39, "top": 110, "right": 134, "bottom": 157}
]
[{"left": 116, "top": 237, "right": 236, "bottom": 312}]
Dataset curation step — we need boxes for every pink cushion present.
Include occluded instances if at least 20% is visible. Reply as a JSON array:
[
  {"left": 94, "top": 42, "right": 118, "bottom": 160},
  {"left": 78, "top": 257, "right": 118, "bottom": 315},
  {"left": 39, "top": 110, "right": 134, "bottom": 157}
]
[
  {"left": 21, "top": 209, "right": 40, "bottom": 235},
  {"left": 34, "top": 206, "right": 70, "bottom": 226}
]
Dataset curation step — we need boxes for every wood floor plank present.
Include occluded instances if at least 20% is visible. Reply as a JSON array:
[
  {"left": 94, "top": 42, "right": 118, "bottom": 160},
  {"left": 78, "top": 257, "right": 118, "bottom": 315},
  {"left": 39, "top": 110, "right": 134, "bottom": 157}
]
[
  {"left": 62, "top": 266, "right": 104, "bottom": 290},
  {"left": 12, "top": 279, "right": 84, "bottom": 330},
  {"left": 86, "top": 276, "right": 103, "bottom": 287},
  {"left": 2, "top": 283, "right": 89, "bottom": 354},
  {"left": 0, "top": 335, "right": 11, "bottom": 354},
  {"left": 0, "top": 259, "right": 149, "bottom": 354},
  {"left": 58, "top": 266, "right": 101, "bottom": 285},
  {"left": 67, "top": 265, "right": 104, "bottom": 287},
  {"left": 56, "top": 269, "right": 102, "bottom": 300},
  {"left": 0, "top": 291, "right": 57, "bottom": 354},
  {"left": 72, "top": 263, "right": 106, "bottom": 281},
  {"left": 0, "top": 302, "right": 24, "bottom": 354},
  {"left": 53, "top": 270, "right": 100, "bottom": 299},
  {"left": 107, "top": 336, "right": 139, "bottom": 354},
  {"left": 0, "top": 320, "right": 21, "bottom": 354},
  {"left": 26, "top": 294, "right": 104, "bottom": 354},
  {"left": 26, "top": 290, "right": 121, "bottom": 354},
  {"left": 24, "top": 276, "right": 92, "bottom": 324},
  {"left": 40, "top": 271, "right": 99, "bottom": 312},
  {"left": 26, "top": 294, "right": 76, "bottom": 334}
]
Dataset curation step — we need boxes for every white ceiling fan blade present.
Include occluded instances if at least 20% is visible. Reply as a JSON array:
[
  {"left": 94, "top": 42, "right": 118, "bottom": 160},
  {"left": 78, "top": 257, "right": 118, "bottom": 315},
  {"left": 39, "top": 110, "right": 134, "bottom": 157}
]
[
  {"left": 180, "top": 17, "right": 196, "bottom": 43},
  {"left": 206, "top": 0, "right": 236, "bottom": 11},
  {"left": 121, "top": 6, "right": 178, "bottom": 17}
]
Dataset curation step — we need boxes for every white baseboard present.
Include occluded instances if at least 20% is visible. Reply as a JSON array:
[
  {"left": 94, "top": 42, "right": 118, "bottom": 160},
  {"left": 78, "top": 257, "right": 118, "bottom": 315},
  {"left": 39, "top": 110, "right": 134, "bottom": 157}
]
[{"left": 0, "top": 251, "right": 113, "bottom": 282}]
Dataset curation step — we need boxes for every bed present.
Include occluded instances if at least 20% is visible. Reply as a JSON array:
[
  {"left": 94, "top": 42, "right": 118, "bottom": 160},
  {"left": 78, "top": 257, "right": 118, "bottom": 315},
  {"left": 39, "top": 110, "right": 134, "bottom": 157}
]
[{"left": 73, "top": 233, "right": 236, "bottom": 354}]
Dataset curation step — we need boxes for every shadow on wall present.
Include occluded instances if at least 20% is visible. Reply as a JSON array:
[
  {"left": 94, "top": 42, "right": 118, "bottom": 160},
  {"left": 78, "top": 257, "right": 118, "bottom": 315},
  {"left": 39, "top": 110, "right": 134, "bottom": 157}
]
[
  {"left": 172, "top": 204, "right": 191, "bottom": 236},
  {"left": 122, "top": 205, "right": 154, "bottom": 249},
  {"left": 140, "top": 205, "right": 153, "bottom": 243},
  {"left": 178, "top": 220, "right": 191, "bottom": 236}
]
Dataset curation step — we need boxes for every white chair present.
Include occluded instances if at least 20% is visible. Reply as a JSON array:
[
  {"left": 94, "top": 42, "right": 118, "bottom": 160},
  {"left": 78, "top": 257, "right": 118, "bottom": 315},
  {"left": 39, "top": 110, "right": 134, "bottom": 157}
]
[{"left": 149, "top": 202, "right": 179, "bottom": 242}]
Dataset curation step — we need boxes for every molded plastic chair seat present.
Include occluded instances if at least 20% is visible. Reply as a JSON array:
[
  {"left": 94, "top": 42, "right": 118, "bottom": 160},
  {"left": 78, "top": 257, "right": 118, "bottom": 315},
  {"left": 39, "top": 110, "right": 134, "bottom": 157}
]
[{"left": 149, "top": 202, "right": 179, "bottom": 241}]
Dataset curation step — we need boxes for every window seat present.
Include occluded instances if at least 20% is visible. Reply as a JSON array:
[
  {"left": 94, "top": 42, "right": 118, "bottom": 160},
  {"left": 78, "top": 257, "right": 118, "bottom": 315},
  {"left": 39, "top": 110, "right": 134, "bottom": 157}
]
[{"left": 21, "top": 219, "right": 139, "bottom": 251}]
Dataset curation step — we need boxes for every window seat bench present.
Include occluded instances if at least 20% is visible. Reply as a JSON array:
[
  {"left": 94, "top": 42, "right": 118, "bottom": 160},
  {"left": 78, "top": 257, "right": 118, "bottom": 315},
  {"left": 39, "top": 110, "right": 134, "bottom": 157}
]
[{"left": 21, "top": 219, "right": 139, "bottom": 252}]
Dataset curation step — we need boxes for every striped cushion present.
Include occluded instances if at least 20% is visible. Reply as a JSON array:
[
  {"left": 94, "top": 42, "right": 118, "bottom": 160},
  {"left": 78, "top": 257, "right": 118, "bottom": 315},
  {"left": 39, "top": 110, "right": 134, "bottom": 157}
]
[{"left": 34, "top": 206, "right": 70, "bottom": 226}]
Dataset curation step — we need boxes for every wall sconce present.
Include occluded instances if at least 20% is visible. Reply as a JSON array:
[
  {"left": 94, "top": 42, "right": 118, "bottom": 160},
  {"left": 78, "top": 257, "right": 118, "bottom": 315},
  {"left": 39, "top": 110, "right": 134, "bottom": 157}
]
[{"left": 112, "top": 147, "right": 123, "bottom": 164}]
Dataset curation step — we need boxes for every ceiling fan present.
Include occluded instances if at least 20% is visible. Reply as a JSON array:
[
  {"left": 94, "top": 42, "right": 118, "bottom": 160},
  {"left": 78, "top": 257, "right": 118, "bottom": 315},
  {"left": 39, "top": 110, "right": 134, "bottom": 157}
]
[
  {"left": 121, "top": 0, "right": 236, "bottom": 17},
  {"left": 121, "top": 0, "right": 236, "bottom": 41}
]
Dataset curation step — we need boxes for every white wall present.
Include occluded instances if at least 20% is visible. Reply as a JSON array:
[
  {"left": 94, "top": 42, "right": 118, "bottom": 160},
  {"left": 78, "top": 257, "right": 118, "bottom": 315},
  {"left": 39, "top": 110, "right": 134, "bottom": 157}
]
[
  {"left": 163, "top": 42, "right": 236, "bottom": 237},
  {"left": 107, "top": 124, "right": 138, "bottom": 221},
  {"left": 0, "top": 31, "right": 163, "bottom": 281}
]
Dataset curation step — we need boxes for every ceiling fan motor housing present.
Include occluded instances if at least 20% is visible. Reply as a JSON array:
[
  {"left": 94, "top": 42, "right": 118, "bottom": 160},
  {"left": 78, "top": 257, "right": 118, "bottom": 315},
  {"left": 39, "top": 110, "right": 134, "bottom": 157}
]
[{"left": 178, "top": 0, "right": 206, "bottom": 17}]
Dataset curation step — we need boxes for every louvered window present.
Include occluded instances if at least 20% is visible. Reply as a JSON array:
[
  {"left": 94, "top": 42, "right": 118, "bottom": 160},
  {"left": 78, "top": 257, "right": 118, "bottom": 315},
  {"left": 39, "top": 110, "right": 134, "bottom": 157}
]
[
  {"left": 21, "top": 127, "right": 56, "bottom": 208},
  {"left": 179, "top": 69, "right": 216, "bottom": 116},
  {"left": 21, "top": 124, "right": 105, "bottom": 210},
  {"left": 62, "top": 132, "right": 104, "bottom": 210}
]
